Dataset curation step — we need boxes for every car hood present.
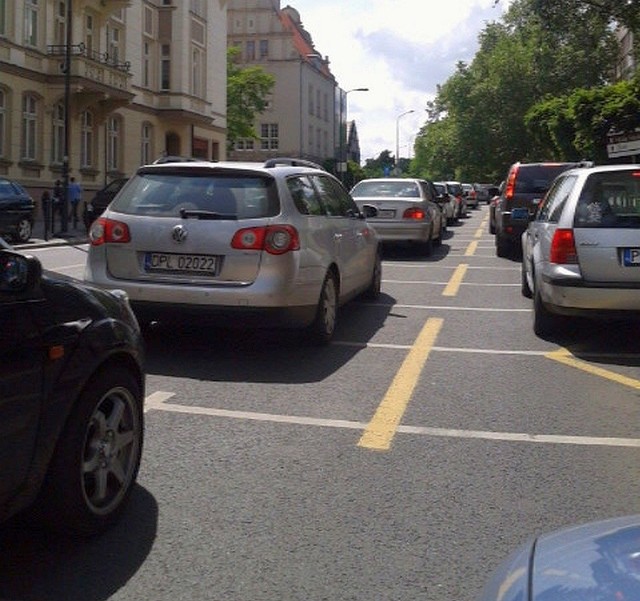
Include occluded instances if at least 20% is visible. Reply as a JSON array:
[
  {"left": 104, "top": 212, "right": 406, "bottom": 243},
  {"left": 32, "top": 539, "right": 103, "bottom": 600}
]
[{"left": 477, "top": 515, "right": 640, "bottom": 601}]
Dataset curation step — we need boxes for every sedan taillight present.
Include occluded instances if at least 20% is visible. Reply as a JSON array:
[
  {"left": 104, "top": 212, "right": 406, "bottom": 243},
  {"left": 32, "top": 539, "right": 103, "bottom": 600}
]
[
  {"left": 403, "top": 207, "right": 427, "bottom": 220},
  {"left": 549, "top": 228, "right": 578, "bottom": 264},
  {"left": 231, "top": 225, "right": 300, "bottom": 255},
  {"left": 89, "top": 218, "right": 131, "bottom": 246}
]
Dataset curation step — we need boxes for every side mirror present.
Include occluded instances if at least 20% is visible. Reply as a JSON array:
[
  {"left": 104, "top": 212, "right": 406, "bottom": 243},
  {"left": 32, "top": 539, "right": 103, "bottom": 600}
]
[
  {"left": 0, "top": 251, "right": 42, "bottom": 294},
  {"left": 361, "top": 204, "right": 378, "bottom": 219}
]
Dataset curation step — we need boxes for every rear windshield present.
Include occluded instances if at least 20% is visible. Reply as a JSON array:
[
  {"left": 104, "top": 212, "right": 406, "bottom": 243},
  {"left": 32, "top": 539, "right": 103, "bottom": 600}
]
[
  {"left": 433, "top": 183, "right": 446, "bottom": 195},
  {"left": 515, "top": 165, "right": 575, "bottom": 194},
  {"left": 109, "top": 173, "right": 279, "bottom": 219},
  {"left": 574, "top": 170, "right": 640, "bottom": 228},
  {"left": 351, "top": 181, "right": 421, "bottom": 198}
]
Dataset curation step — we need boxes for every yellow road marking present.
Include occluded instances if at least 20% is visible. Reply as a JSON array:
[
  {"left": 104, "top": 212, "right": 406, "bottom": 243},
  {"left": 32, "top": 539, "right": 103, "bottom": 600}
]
[
  {"left": 442, "top": 263, "right": 468, "bottom": 296},
  {"left": 465, "top": 241, "right": 478, "bottom": 256},
  {"left": 358, "top": 318, "right": 443, "bottom": 451},
  {"left": 474, "top": 226, "right": 484, "bottom": 238},
  {"left": 546, "top": 348, "right": 640, "bottom": 390}
]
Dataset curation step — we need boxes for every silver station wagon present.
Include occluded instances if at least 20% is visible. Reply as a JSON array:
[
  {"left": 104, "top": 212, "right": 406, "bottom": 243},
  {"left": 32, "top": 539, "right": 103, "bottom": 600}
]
[
  {"left": 521, "top": 164, "right": 640, "bottom": 337},
  {"left": 84, "top": 158, "right": 381, "bottom": 344}
]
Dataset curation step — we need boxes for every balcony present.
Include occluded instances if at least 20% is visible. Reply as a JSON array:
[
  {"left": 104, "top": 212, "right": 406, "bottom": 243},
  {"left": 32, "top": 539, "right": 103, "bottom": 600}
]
[{"left": 47, "top": 43, "right": 134, "bottom": 112}]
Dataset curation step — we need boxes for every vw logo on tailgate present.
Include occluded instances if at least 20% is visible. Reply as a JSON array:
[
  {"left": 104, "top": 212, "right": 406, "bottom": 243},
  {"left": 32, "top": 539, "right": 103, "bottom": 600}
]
[{"left": 172, "top": 225, "right": 188, "bottom": 244}]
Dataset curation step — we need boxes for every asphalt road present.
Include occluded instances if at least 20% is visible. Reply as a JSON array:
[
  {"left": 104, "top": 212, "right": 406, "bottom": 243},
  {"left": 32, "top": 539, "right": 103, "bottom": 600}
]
[{"left": 3, "top": 205, "right": 640, "bottom": 601}]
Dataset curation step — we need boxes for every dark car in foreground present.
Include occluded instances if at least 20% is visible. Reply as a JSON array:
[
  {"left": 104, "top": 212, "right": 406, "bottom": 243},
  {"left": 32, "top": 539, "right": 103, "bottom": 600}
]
[
  {"left": 0, "top": 177, "right": 35, "bottom": 243},
  {"left": 521, "top": 164, "right": 640, "bottom": 337},
  {"left": 83, "top": 177, "right": 129, "bottom": 231},
  {"left": 0, "top": 249, "right": 144, "bottom": 536},
  {"left": 493, "top": 161, "right": 591, "bottom": 257},
  {"left": 477, "top": 514, "right": 640, "bottom": 601}
]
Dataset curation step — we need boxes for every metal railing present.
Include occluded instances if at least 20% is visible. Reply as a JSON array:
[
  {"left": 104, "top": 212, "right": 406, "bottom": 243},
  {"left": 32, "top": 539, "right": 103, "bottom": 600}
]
[{"left": 47, "top": 43, "right": 131, "bottom": 73}]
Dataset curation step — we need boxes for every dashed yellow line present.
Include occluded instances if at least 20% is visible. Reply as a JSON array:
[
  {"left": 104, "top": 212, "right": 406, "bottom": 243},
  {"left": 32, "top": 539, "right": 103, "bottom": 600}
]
[
  {"left": 465, "top": 241, "right": 478, "bottom": 256},
  {"left": 358, "top": 318, "right": 443, "bottom": 451},
  {"left": 443, "top": 263, "right": 468, "bottom": 296},
  {"left": 546, "top": 348, "right": 640, "bottom": 390}
]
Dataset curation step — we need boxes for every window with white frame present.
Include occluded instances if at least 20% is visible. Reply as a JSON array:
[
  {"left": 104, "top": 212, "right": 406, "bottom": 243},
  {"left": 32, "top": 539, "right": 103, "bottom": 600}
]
[
  {"left": 0, "top": 89, "right": 5, "bottom": 157},
  {"left": 106, "top": 25, "right": 121, "bottom": 65},
  {"left": 191, "top": 45, "right": 204, "bottom": 97},
  {"left": 160, "top": 44, "right": 171, "bottom": 90},
  {"left": 308, "top": 84, "right": 313, "bottom": 115},
  {"left": 143, "top": 5, "right": 153, "bottom": 36},
  {"left": 85, "top": 14, "right": 94, "bottom": 54},
  {"left": 143, "top": 41, "right": 152, "bottom": 88},
  {"left": 235, "top": 139, "right": 254, "bottom": 151},
  {"left": 141, "top": 122, "right": 152, "bottom": 165},
  {"left": 21, "top": 94, "right": 38, "bottom": 160},
  {"left": 52, "top": 102, "right": 65, "bottom": 164},
  {"left": 316, "top": 90, "right": 321, "bottom": 118},
  {"left": 107, "top": 116, "right": 120, "bottom": 171},
  {"left": 259, "top": 39, "right": 268, "bottom": 59},
  {"left": 190, "top": 0, "right": 206, "bottom": 18},
  {"left": 260, "top": 123, "right": 278, "bottom": 151},
  {"left": 24, "top": 0, "right": 39, "bottom": 47},
  {"left": 246, "top": 40, "right": 255, "bottom": 61},
  {"left": 308, "top": 125, "right": 313, "bottom": 150},
  {"left": 80, "top": 110, "right": 94, "bottom": 167}
]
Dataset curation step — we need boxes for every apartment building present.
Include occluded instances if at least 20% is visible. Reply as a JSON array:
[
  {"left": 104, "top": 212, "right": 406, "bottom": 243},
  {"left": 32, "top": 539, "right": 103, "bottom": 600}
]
[
  {"left": 615, "top": 26, "right": 637, "bottom": 81},
  {"left": 0, "top": 0, "right": 227, "bottom": 204},
  {"left": 227, "top": 0, "right": 346, "bottom": 166}
]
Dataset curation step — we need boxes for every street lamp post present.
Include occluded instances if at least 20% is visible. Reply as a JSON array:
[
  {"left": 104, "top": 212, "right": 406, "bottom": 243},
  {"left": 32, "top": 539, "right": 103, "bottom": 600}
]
[
  {"left": 395, "top": 109, "right": 415, "bottom": 168},
  {"left": 340, "top": 87, "right": 368, "bottom": 184},
  {"left": 60, "top": 0, "right": 73, "bottom": 234}
]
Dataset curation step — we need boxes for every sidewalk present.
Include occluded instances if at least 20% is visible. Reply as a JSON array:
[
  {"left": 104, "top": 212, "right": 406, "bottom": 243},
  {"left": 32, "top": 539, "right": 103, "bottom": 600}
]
[{"left": 14, "top": 219, "right": 89, "bottom": 250}]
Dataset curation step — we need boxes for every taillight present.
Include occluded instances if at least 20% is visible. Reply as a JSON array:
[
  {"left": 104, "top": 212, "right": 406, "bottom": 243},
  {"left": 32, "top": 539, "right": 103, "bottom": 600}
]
[
  {"left": 549, "top": 228, "right": 578, "bottom": 264},
  {"left": 231, "top": 225, "right": 300, "bottom": 255},
  {"left": 89, "top": 217, "right": 131, "bottom": 246},
  {"left": 403, "top": 207, "right": 426, "bottom": 220},
  {"left": 505, "top": 165, "right": 519, "bottom": 200}
]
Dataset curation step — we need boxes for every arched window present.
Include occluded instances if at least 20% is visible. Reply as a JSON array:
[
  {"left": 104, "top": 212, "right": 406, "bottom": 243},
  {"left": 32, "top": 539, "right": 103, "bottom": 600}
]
[
  {"left": 52, "top": 102, "right": 65, "bottom": 164},
  {"left": 80, "top": 110, "right": 94, "bottom": 167}
]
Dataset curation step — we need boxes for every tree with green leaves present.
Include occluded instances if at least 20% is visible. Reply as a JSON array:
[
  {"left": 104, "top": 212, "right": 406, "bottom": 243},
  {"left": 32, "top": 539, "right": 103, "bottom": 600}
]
[{"left": 226, "top": 47, "right": 275, "bottom": 152}]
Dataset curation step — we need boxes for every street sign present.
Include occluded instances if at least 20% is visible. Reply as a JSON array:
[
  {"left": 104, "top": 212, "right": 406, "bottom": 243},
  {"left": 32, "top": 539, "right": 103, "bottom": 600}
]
[{"left": 607, "top": 129, "right": 640, "bottom": 158}]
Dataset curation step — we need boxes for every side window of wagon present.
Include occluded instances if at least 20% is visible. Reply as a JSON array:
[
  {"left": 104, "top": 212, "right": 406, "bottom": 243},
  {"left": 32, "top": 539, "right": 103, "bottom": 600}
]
[{"left": 287, "top": 176, "right": 324, "bottom": 216}]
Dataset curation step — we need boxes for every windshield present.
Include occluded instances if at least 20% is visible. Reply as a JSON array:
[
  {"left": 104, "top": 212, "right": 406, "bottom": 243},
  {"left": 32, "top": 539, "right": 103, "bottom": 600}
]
[
  {"left": 351, "top": 181, "right": 421, "bottom": 198},
  {"left": 109, "top": 173, "right": 279, "bottom": 218}
]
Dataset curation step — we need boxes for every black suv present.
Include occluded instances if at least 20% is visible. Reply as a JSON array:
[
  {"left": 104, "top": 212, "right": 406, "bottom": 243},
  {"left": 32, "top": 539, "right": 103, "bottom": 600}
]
[
  {"left": 493, "top": 161, "right": 590, "bottom": 257},
  {"left": 0, "top": 249, "right": 144, "bottom": 536},
  {"left": 83, "top": 177, "right": 129, "bottom": 231}
]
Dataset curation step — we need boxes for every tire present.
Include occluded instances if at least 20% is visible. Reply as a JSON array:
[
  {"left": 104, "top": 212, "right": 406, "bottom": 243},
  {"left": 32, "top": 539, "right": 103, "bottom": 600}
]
[
  {"left": 521, "top": 260, "right": 532, "bottom": 298},
  {"left": 495, "top": 234, "right": 510, "bottom": 258},
  {"left": 36, "top": 366, "right": 143, "bottom": 537},
  {"left": 305, "top": 271, "right": 338, "bottom": 345},
  {"left": 533, "top": 285, "right": 562, "bottom": 338},
  {"left": 13, "top": 218, "right": 32, "bottom": 243},
  {"left": 363, "top": 251, "right": 382, "bottom": 300},
  {"left": 489, "top": 218, "right": 496, "bottom": 235}
]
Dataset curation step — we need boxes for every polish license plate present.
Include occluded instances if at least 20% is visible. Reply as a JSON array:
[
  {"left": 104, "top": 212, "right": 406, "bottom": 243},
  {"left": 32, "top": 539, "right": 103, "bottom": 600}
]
[
  {"left": 378, "top": 209, "right": 396, "bottom": 218},
  {"left": 622, "top": 248, "right": 640, "bottom": 266},
  {"left": 510, "top": 208, "right": 529, "bottom": 220},
  {"left": 144, "top": 252, "right": 219, "bottom": 275}
]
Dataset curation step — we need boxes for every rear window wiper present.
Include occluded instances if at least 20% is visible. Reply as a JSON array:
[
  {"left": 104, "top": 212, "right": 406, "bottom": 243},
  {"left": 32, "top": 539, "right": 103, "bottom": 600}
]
[{"left": 180, "top": 208, "right": 238, "bottom": 220}]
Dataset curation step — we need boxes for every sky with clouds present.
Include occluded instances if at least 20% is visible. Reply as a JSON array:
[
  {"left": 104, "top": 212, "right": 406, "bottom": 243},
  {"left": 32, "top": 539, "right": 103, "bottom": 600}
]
[{"left": 286, "top": 0, "right": 513, "bottom": 163}]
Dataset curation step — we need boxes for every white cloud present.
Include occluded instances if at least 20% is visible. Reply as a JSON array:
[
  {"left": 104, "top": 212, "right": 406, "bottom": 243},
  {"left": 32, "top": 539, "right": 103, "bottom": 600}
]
[{"left": 287, "top": 0, "right": 512, "bottom": 162}]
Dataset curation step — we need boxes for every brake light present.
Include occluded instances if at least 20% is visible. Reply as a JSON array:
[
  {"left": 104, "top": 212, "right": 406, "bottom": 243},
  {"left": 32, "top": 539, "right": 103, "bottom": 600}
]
[
  {"left": 549, "top": 228, "right": 578, "bottom": 264},
  {"left": 231, "top": 225, "right": 300, "bottom": 255},
  {"left": 89, "top": 217, "right": 131, "bottom": 246},
  {"left": 403, "top": 207, "right": 426, "bottom": 220},
  {"left": 505, "top": 164, "right": 519, "bottom": 200}
]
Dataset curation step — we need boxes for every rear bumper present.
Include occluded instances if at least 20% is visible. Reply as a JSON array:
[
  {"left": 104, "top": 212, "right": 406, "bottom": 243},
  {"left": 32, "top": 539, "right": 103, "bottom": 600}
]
[{"left": 368, "top": 221, "right": 431, "bottom": 243}]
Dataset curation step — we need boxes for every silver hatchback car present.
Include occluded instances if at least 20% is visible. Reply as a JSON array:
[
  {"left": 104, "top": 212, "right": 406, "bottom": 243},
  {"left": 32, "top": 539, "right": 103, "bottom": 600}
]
[
  {"left": 350, "top": 177, "right": 445, "bottom": 256},
  {"left": 521, "top": 164, "right": 640, "bottom": 337},
  {"left": 84, "top": 158, "right": 381, "bottom": 344}
]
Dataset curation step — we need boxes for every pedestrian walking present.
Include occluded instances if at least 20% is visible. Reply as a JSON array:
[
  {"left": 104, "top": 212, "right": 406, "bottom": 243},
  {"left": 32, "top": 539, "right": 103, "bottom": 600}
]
[
  {"left": 69, "top": 176, "right": 83, "bottom": 229},
  {"left": 52, "top": 179, "right": 64, "bottom": 231}
]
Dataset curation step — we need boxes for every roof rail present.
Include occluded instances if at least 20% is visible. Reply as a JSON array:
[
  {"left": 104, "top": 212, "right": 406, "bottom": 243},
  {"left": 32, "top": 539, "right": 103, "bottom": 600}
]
[
  {"left": 263, "top": 157, "right": 324, "bottom": 170},
  {"left": 152, "top": 155, "right": 201, "bottom": 165}
]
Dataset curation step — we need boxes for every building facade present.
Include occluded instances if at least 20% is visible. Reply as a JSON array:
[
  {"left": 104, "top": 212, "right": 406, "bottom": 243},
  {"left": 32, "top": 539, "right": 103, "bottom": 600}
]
[
  {"left": 227, "top": 0, "right": 346, "bottom": 166},
  {"left": 0, "top": 0, "right": 227, "bottom": 206}
]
